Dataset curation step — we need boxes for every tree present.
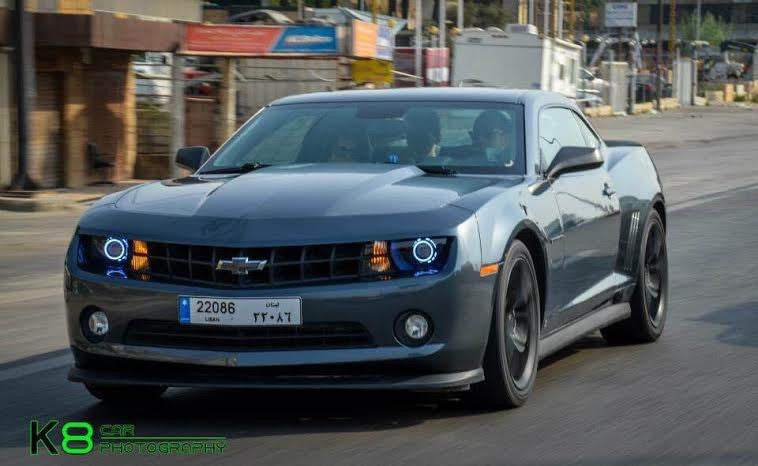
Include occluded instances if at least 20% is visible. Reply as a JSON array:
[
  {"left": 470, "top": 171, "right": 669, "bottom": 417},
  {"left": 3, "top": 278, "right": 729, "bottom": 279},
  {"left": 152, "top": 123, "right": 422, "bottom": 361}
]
[
  {"left": 452, "top": 2, "right": 513, "bottom": 28},
  {"left": 681, "top": 13, "right": 732, "bottom": 48}
]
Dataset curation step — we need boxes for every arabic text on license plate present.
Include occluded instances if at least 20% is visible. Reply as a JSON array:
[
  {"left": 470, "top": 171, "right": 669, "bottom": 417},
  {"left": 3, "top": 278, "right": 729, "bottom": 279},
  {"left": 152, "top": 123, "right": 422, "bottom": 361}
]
[{"left": 178, "top": 296, "right": 302, "bottom": 326}]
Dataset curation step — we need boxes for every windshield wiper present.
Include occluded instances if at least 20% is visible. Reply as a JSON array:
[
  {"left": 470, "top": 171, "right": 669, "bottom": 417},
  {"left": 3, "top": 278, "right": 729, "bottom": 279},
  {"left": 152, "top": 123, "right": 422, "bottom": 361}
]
[
  {"left": 416, "top": 165, "right": 457, "bottom": 175},
  {"left": 200, "top": 162, "right": 272, "bottom": 175}
]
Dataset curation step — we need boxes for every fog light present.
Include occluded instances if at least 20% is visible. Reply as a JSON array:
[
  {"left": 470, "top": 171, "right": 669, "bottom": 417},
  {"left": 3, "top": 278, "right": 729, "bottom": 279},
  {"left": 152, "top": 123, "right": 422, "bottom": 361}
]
[
  {"left": 405, "top": 314, "right": 429, "bottom": 340},
  {"left": 88, "top": 311, "right": 109, "bottom": 336},
  {"left": 395, "top": 311, "right": 433, "bottom": 347}
]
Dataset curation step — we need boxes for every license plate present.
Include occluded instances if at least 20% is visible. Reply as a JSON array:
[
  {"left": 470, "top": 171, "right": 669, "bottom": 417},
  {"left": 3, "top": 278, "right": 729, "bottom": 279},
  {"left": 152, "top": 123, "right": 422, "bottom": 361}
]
[{"left": 179, "top": 296, "right": 302, "bottom": 326}]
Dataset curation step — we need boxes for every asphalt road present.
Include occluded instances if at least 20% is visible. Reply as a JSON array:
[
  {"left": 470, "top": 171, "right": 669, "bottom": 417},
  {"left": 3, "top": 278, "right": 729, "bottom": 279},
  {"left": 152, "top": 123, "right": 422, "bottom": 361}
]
[{"left": 1, "top": 107, "right": 757, "bottom": 465}]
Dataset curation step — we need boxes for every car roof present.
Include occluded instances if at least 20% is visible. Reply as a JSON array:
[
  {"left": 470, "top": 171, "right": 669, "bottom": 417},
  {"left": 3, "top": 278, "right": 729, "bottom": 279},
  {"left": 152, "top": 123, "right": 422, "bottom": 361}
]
[{"left": 269, "top": 87, "right": 573, "bottom": 108}]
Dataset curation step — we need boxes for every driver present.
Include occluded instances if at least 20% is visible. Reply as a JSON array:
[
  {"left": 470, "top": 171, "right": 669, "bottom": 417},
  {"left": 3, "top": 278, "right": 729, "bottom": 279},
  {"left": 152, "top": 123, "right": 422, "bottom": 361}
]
[{"left": 469, "top": 110, "right": 514, "bottom": 167}]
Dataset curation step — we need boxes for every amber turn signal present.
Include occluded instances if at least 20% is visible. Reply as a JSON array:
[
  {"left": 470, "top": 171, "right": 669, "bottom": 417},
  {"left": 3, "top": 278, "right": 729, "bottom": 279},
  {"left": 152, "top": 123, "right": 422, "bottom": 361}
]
[
  {"left": 479, "top": 263, "right": 499, "bottom": 277},
  {"left": 131, "top": 240, "right": 150, "bottom": 272}
]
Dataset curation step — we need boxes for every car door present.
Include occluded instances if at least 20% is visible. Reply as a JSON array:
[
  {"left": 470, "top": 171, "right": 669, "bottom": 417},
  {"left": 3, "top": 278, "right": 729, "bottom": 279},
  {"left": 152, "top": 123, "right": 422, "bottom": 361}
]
[{"left": 539, "top": 106, "right": 621, "bottom": 325}]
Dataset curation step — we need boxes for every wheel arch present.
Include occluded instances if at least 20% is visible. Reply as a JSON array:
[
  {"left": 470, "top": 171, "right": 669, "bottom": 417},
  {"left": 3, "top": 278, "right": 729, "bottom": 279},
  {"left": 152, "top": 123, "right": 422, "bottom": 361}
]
[
  {"left": 651, "top": 195, "right": 666, "bottom": 231},
  {"left": 497, "top": 220, "right": 549, "bottom": 329},
  {"left": 513, "top": 226, "right": 548, "bottom": 328}
]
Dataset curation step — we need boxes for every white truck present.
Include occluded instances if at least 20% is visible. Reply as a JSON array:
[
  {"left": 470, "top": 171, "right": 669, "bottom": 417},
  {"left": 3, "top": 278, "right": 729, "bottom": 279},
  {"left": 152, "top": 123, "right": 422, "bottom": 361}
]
[{"left": 452, "top": 24, "right": 582, "bottom": 99}]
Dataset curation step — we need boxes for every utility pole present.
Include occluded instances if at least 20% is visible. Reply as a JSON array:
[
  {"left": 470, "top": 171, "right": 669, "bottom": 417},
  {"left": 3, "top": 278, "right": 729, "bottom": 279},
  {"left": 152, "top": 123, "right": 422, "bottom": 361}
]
[
  {"left": 415, "top": 0, "right": 422, "bottom": 86},
  {"left": 439, "top": 0, "right": 446, "bottom": 49},
  {"left": 656, "top": 0, "right": 663, "bottom": 111},
  {"left": 457, "top": 0, "right": 463, "bottom": 30},
  {"left": 669, "top": 0, "right": 677, "bottom": 59},
  {"left": 11, "top": 0, "right": 33, "bottom": 190},
  {"left": 696, "top": 0, "right": 701, "bottom": 41},
  {"left": 569, "top": 0, "right": 575, "bottom": 40}
]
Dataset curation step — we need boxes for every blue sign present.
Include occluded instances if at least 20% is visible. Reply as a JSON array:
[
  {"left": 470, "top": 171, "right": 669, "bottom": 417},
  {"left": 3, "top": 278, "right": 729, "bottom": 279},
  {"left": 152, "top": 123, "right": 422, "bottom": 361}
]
[
  {"left": 272, "top": 26, "right": 338, "bottom": 54},
  {"left": 376, "top": 24, "right": 393, "bottom": 61}
]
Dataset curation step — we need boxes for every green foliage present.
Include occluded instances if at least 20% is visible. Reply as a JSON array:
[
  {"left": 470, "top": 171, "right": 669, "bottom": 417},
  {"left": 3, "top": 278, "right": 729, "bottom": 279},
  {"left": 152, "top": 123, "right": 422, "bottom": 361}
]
[
  {"left": 459, "top": 2, "right": 514, "bottom": 28},
  {"left": 581, "top": 0, "right": 602, "bottom": 31},
  {"left": 681, "top": 13, "right": 732, "bottom": 47}
]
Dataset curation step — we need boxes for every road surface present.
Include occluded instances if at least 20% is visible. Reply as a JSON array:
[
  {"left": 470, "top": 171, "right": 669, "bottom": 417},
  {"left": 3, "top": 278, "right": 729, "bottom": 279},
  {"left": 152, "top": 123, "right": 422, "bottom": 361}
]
[{"left": 1, "top": 107, "right": 757, "bottom": 465}]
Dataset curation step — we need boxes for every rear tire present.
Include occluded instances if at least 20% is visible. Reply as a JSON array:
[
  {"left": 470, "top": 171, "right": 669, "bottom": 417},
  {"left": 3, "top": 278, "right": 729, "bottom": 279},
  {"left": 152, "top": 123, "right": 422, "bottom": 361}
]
[
  {"left": 467, "top": 240, "right": 540, "bottom": 409},
  {"left": 602, "top": 209, "right": 668, "bottom": 344},
  {"left": 84, "top": 383, "right": 167, "bottom": 403}
]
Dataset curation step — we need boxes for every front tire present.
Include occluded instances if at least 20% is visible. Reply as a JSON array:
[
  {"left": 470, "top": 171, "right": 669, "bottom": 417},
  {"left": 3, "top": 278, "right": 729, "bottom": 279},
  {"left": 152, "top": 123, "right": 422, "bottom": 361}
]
[
  {"left": 602, "top": 209, "right": 668, "bottom": 344},
  {"left": 84, "top": 383, "right": 167, "bottom": 403},
  {"left": 468, "top": 240, "right": 540, "bottom": 409}
]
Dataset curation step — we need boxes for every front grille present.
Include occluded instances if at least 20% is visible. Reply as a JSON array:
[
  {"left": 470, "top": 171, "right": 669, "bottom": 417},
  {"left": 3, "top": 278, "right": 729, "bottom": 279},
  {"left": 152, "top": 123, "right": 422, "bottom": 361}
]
[
  {"left": 124, "top": 320, "right": 374, "bottom": 352},
  {"left": 143, "top": 241, "right": 370, "bottom": 288}
]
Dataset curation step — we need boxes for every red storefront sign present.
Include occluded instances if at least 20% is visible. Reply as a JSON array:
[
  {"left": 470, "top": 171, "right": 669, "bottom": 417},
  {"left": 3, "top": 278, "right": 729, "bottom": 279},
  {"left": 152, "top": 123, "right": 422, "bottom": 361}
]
[{"left": 184, "top": 24, "right": 283, "bottom": 55}]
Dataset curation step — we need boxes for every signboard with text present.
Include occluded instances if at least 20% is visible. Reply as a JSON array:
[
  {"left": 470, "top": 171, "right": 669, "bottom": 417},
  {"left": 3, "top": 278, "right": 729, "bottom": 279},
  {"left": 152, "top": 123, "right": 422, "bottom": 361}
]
[
  {"left": 604, "top": 3, "right": 637, "bottom": 28},
  {"left": 184, "top": 24, "right": 338, "bottom": 55},
  {"left": 376, "top": 24, "right": 394, "bottom": 61},
  {"left": 351, "top": 20, "right": 378, "bottom": 59}
]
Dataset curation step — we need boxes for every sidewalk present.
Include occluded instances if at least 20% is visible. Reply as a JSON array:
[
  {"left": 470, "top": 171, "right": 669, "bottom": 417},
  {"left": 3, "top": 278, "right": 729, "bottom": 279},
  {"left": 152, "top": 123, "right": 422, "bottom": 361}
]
[{"left": 0, "top": 180, "right": 146, "bottom": 212}]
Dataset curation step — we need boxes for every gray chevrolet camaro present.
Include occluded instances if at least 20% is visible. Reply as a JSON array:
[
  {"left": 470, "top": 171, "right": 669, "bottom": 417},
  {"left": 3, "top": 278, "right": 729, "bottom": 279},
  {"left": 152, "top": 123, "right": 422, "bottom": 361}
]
[{"left": 65, "top": 88, "right": 668, "bottom": 408}]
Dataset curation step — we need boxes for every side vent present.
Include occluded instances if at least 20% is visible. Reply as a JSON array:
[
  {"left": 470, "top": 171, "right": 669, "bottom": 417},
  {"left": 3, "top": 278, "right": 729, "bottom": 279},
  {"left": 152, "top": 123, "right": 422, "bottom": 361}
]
[{"left": 617, "top": 210, "right": 641, "bottom": 273}]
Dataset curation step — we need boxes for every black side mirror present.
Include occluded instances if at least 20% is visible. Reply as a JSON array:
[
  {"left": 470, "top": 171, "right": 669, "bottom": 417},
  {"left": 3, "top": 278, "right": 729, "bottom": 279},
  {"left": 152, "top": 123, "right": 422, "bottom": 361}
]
[
  {"left": 546, "top": 146, "right": 603, "bottom": 179},
  {"left": 175, "top": 146, "right": 210, "bottom": 172}
]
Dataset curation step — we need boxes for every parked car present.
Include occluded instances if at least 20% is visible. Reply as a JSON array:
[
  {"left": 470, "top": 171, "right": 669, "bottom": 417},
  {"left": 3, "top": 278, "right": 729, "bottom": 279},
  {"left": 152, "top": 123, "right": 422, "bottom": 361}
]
[
  {"left": 65, "top": 89, "right": 668, "bottom": 409},
  {"left": 229, "top": 9, "right": 294, "bottom": 25},
  {"left": 635, "top": 74, "right": 673, "bottom": 102},
  {"left": 579, "top": 67, "right": 609, "bottom": 96},
  {"left": 704, "top": 61, "right": 745, "bottom": 81}
]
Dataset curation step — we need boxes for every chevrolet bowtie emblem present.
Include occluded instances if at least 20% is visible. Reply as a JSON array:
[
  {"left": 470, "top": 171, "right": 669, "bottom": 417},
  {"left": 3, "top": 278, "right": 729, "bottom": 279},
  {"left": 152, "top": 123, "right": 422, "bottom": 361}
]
[{"left": 216, "top": 257, "right": 267, "bottom": 275}]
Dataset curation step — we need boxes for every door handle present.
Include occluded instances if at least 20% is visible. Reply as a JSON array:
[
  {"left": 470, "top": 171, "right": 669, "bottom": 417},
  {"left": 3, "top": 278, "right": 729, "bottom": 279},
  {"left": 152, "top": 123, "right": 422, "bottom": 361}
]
[{"left": 603, "top": 183, "right": 616, "bottom": 197}]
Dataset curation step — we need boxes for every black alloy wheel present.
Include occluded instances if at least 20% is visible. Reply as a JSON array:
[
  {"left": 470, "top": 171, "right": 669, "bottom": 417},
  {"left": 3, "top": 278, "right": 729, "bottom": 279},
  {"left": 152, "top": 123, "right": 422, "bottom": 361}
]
[
  {"left": 469, "top": 240, "right": 540, "bottom": 409},
  {"left": 601, "top": 209, "right": 668, "bottom": 344}
]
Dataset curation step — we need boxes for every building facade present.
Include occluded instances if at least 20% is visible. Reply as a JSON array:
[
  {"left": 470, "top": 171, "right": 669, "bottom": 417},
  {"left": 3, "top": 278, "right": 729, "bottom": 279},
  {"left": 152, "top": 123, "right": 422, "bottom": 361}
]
[
  {"left": 0, "top": 0, "right": 203, "bottom": 189},
  {"left": 636, "top": 0, "right": 758, "bottom": 41}
]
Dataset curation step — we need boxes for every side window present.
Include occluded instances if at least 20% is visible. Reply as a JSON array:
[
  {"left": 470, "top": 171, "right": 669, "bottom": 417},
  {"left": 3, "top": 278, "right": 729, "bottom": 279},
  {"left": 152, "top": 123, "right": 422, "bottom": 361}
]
[
  {"left": 573, "top": 113, "right": 600, "bottom": 149},
  {"left": 538, "top": 107, "right": 586, "bottom": 170}
]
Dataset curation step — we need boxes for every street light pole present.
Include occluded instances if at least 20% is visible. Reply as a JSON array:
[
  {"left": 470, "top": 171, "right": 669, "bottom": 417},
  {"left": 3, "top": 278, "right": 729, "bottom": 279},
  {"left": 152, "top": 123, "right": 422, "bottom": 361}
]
[{"left": 656, "top": 0, "right": 663, "bottom": 111}]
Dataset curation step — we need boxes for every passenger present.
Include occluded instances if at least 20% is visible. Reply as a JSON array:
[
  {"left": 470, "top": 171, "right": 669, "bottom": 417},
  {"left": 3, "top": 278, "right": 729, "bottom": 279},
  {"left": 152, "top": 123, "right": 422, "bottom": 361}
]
[
  {"left": 329, "top": 132, "right": 364, "bottom": 162},
  {"left": 404, "top": 108, "right": 442, "bottom": 162}
]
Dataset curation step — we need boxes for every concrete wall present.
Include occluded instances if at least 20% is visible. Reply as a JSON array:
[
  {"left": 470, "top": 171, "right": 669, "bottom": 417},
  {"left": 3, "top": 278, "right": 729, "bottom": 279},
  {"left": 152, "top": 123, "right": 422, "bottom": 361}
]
[
  {"left": 93, "top": 0, "right": 203, "bottom": 22},
  {"left": 0, "top": 52, "right": 12, "bottom": 187},
  {"left": 26, "top": 0, "right": 203, "bottom": 22},
  {"left": 31, "top": 47, "right": 135, "bottom": 187}
]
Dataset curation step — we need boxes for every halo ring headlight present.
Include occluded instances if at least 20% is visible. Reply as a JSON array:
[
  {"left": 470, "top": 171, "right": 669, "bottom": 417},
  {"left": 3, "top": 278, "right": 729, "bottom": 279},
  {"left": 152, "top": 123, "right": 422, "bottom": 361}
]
[
  {"left": 103, "top": 237, "right": 128, "bottom": 262},
  {"left": 412, "top": 238, "right": 437, "bottom": 264}
]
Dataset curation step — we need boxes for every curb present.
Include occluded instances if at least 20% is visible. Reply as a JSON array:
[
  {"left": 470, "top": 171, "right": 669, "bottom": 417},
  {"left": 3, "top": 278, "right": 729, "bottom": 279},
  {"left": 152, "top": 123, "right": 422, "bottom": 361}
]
[{"left": 0, "top": 196, "right": 99, "bottom": 212}]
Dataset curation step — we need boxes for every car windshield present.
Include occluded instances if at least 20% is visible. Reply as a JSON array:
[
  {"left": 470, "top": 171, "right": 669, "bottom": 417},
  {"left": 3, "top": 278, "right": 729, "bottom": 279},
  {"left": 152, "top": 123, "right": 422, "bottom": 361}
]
[{"left": 201, "top": 101, "right": 525, "bottom": 175}]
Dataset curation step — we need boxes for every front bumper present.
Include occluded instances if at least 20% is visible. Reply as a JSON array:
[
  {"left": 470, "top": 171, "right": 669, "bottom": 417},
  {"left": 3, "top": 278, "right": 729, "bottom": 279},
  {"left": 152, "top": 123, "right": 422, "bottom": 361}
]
[
  {"left": 65, "top": 233, "right": 496, "bottom": 391},
  {"left": 68, "top": 348, "right": 484, "bottom": 390}
]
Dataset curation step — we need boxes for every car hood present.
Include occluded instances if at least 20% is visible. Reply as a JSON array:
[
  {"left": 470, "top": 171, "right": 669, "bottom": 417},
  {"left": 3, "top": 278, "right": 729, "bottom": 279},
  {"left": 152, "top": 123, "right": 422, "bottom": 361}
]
[{"left": 81, "top": 164, "right": 523, "bottom": 245}]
